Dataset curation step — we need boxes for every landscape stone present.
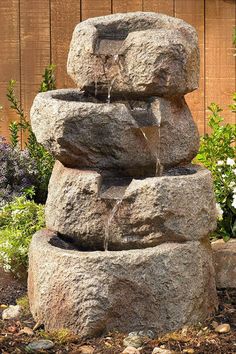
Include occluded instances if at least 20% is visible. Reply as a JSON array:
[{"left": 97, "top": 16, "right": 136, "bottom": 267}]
[
  {"left": 212, "top": 239, "right": 236, "bottom": 288},
  {"left": 28, "top": 230, "right": 218, "bottom": 338},
  {"left": 77, "top": 345, "right": 95, "bottom": 354},
  {"left": 122, "top": 347, "right": 141, "bottom": 354},
  {"left": 123, "top": 335, "right": 144, "bottom": 348},
  {"left": 215, "top": 323, "right": 231, "bottom": 334},
  {"left": 67, "top": 12, "right": 199, "bottom": 97},
  {"left": 2, "top": 305, "right": 21, "bottom": 320},
  {"left": 30, "top": 89, "right": 199, "bottom": 177},
  {"left": 26, "top": 339, "right": 54, "bottom": 351},
  {"left": 46, "top": 162, "right": 217, "bottom": 250},
  {"left": 152, "top": 348, "right": 173, "bottom": 354}
]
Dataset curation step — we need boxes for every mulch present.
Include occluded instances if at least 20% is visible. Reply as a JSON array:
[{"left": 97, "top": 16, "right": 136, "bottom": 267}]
[{"left": 0, "top": 267, "right": 236, "bottom": 353}]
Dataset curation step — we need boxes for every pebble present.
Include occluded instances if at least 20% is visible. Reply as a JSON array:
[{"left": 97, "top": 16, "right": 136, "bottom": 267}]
[
  {"left": 19, "top": 326, "right": 34, "bottom": 336},
  {"left": 211, "top": 321, "right": 218, "bottom": 329},
  {"left": 152, "top": 348, "right": 173, "bottom": 354},
  {"left": 26, "top": 340, "right": 55, "bottom": 351},
  {"left": 2, "top": 305, "right": 21, "bottom": 320},
  {"left": 77, "top": 345, "right": 95, "bottom": 353},
  {"left": 215, "top": 323, "right": 231, "bottom": 333},
  {"left": 122, "top": 346, "right": 141, "bottom": 354},
  {"left": 123, "top": 335, "right": 143, "bottom": 348},
  {"left": 128, "top": 330, "right": 155, "bottom": 339}
]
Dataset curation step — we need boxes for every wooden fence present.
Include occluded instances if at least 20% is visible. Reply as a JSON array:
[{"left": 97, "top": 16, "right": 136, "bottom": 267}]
[{"left": 0, "top": 0, "right": 236, "bottom": 140}]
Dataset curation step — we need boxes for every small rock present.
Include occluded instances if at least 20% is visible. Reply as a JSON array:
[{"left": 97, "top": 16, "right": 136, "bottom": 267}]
[
  {"left": 181, "top": 326, "right": 188, "bottom": 335},
  {"left": 138, "top": 330, "right": 155, "bottom": 339},
  {"left": 0, "top": 304, "right": 8, "bottom": 309},
  {"left": 19, "top": 326, "right": 34, "bottom": 336},
  {"left": 26, "top": 340, "right": 54, "bottom": 351},
  {"left": 2, "top": 305, "right": 21, "bottom": 320},
  {"left": 122, "top": 347, "right": 140, "bottom": 354},
  {"left": 211, "top": 321, "right": 218, "bottom": 329},
  {"left": 123, "top": 335, "right": 143, "bottom": 348},
  {"left": 215, "top": 323, "right": 231, "bottom": 334},
  {"left": 76, "top": 345, "right": 95, "bottom": 354},
  {"left": 183, "top": 349, "right": 194, "bottom": 354},
  {"left": 152, "top": 348, "right": 173, "bottom": 354}
]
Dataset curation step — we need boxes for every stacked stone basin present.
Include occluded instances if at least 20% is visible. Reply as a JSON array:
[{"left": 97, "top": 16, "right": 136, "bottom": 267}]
[{"left": 28, "top": 12, "right": 218, "bottom": 338}]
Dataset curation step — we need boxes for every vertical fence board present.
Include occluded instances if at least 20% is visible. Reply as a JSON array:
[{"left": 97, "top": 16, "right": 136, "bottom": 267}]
[
  {"left": 205, "top": 0, "right": 236, "bottom": 130},
  {"left": 51, "top": 0, "right": 81, "bottom": 88},
  {"left": 175, "top": 0, "right": 205, "bottom": 135},
  {"left": 0, "top": 0, "right": 20, "bottom": 139},
  {"left": 112, "top": 0, "right": 143, "bottom": 13},
  {"left": 143, "top": 0, "right": 174, "bottom": 16},
  {"left": 81, "top": 0, "right": 111, "bottom": 20},
  {"left": 20, "top": 0, "right": 51, "bottom": 124}
]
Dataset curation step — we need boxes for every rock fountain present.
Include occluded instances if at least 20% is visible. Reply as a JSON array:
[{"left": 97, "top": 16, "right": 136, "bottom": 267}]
[{"left": 28, "top": 12, "right": 218, "bottom": 338}]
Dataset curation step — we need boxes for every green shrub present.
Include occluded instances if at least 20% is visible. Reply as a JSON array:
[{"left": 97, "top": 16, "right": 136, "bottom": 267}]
[
  {"left": 6, "top": 64, "right": 56, "bottom": 203},
  {"left": 0, "top": 193, "right": 45, "bottom": 277},
  {"left": 197, "top": 102, "right": 236, "bottom": 240}
]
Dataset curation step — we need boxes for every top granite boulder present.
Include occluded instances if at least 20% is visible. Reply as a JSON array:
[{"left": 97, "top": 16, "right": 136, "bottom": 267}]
[{"left": 67, "top": 12, "right": 199, "bottom": 98}]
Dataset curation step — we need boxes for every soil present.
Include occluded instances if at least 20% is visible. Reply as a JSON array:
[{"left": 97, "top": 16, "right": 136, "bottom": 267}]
[
  {"left": 0, "top": 267, "right": 236, "bottom": 353},
  {"left": 0, "top": 267, "right": 26, "bottom": 306}
]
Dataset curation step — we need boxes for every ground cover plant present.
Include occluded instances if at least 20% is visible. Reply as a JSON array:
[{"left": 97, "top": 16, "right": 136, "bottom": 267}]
[
  {"left": 197, "top": 101, "right": 236, "bottom": 240},
  {"left": 0, "top": 194, "right": 45, "bottom": 277}
]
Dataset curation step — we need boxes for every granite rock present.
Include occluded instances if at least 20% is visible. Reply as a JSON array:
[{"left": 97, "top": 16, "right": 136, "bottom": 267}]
[
  {"left": 67, "top": 12, "right": 199, "bottom": 97},
  {"left": 212, "top": 239, "right": 236, "bottom": 288},
  {"left": 31, "top": 89, "right": 199, "bottom": 177},
  {"left": 28, "top": 230, "right": 218, "bottom": 338},
  {"left": 45, "top": 162, "right": 217, "bottom": 250}
]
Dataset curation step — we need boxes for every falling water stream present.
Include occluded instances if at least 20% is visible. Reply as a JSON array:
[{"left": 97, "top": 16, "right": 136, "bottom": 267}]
[
  {"left": 139, "top": 120, "right": 163, "bottom": 177},
  {"left": 107, "top": 77, "right": 116, "bottom": 104},
  {"left": 104, "top": 199, "right": 122, "bottom": 251},
  {"left": 96, "top": 52, "right": 163, "bottom": 249}
]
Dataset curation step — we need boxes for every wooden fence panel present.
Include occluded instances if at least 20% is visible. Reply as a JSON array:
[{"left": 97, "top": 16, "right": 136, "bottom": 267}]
[
  {"left": 20, "top": 0, "right": 51, "bottom": 128},
  {"left": 205, "top": 0, "right": 236, "bottom": 131},
  {"left": 175, "top": 0, "right": 205, "bottom": 134},
  {"left": 81, "top": 0, "right": 111, "bottom": 20},
  {"left": 0, "top": 0, "right": 235, "bottom": 138},
  {"left": 51, "top": 0, "right": 81, "bottom": 88},
  {"left": 0, "top": 0, "right": 20, "bottom": 139},
  {"left": 112, "top": 0, "right": 143, "bottom": 13},
  {"left": 143, "top": 0, "right": 174, "bottom": 16}
]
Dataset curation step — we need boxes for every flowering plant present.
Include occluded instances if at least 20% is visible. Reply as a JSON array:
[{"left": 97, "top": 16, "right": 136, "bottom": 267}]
[
  {"left": 197, "top": 103, "right": 236, "bottom": 240},
  {"left": 0, "top": 136, "right": 38, "bottom": 206}
]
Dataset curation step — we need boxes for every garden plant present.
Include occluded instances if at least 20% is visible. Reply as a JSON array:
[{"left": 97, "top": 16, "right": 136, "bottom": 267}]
[{"left": 0, "top": 65, "right": 55, "bottom": 277}]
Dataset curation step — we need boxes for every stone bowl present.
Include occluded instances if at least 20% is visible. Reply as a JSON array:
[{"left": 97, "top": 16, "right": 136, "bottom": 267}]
[
  {"left": 30, "top": 89, "right": 199, "bottom": 177},
  {"left": 45, "top": 162, "right": 217, "bottom": 251},
  {"left": 67, "top": 12, "right": 199, "bottom": 97},
  {"left": 28, "top": 229, "right": 218, "bottom": 338}
]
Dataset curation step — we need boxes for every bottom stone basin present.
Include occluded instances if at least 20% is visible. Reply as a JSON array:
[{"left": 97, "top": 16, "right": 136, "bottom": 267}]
[{"left": 28, "top": 230, "right": 218, "bottom": 338}]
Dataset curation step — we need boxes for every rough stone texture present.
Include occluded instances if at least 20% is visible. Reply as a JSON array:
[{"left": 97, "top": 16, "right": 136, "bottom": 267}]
[
  {"left": 31, "top": 89, "right": 199, "bottom": 177},
  {"left": 212, "top": 239, "right": 236, "bottom": 288},
  {"left": 46, "top": 162, "right": 217, "bottom": 251},
  {"left": 28, "top": 230, "right": 218, "bottom": 338},
  {"left": 67, "top": 12, "right": 199, "bottom": 97}
]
